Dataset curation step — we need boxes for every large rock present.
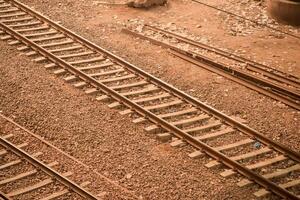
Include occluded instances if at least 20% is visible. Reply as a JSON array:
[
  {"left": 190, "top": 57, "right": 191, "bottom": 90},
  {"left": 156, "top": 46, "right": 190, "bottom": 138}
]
[
  {"left": 267, "top": 0, "right": 300, "bottom": 26},
  {"left": 127, "top": 0, "right": 167, "bottom": 8}
]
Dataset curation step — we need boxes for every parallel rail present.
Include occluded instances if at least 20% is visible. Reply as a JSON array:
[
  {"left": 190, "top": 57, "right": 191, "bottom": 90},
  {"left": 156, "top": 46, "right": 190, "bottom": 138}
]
[
  {"left": 122, "top": 27, "right": 300, "bottom": 110},
  {"left": 0, "top": 0, "right": 299, "bottom": 199},
  {"left": 0, "top": 135, "right": 98, "bottom": 199},
  {"left": 0, "top": 113, "right": 137, "bottom": 199},
  {"left": 144, "top": 24, "right": 300, "bottom": 86}
]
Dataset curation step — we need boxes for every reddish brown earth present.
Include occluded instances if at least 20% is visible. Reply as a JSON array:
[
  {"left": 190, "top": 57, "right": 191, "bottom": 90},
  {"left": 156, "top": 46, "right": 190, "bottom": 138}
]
[{"left": 0, "top": 0, "right": 299, "bottom": 199}]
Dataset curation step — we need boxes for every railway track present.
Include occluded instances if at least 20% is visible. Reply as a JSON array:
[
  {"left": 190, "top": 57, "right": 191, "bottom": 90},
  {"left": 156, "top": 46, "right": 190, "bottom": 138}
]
[
  {"left": 0, "top": 114, "right": 137, "bottom": 200},
  {"left": 122, "top": 25, "right": 300, "bottom": 110},
  {"left": 0, "top": 120, "right": 99, "bottom": 199},
  {"left": 0, "top": 0, "right": 299, "bottom": 199}
]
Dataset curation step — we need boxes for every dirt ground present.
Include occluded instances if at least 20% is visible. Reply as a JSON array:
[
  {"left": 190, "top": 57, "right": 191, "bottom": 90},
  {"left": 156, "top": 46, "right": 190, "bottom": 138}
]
[{"left": 0, "top": 0, "right": 299, "bottom": 199}]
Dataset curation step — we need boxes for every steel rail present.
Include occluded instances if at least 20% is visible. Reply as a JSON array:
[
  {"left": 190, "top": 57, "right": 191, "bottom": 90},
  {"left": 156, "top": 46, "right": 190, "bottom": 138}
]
[
  {"left": 0, "top": 191, "right": 12, "bottom": 200},
  {"left": 0, "top": 136, "right": 99, "bottom": 200},
  {"left": 121, "top": 28, "right": 300, "bottom": 110},
  {"left": 2, "top": 0, "right": 299, "bottom": 161},
  {"left": 170, "top": 49, "right": 300, "bottom": 110},
  {"left": 187, "top": 51, "right": 300, "bottom": 99},
  {"left": 1, "top": 2, "right": 300, "bottom": 197},
  {"left": 191, "top": 0, "right": 300, "bottom": 40},
  {"left": 123, "top": 27, "right": 300, "bottom": 99},
  {"left": 0, "top": 21, "right": 299, "bottom": 200},
  {"left": 144, "top": 24, "right": 300, "bottom": 87},
  {"left": 0, "top": 114, "right": 138, "bottom": 198}
]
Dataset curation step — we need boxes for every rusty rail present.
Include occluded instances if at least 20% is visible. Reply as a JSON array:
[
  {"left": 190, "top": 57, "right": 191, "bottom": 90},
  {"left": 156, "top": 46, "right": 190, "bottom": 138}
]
[
  {"left": 1, "top": 21, "right": 299, "bottom": 199},
  {"left": 1, "top": 1, "right": 300, "bottom": 198},
  {"left": 0, "top": 136, "right": 98, "bottom": 200},
  {"left": 145, "top": 24, "right": 300, "bottom": 87},
  {"left": 121, "top": 28, "right": 300, "bottom": 110}
]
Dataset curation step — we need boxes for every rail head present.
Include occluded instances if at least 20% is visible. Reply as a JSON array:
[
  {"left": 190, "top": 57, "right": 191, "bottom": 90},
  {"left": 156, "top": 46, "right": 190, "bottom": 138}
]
[
  {"left": 0, "top": 191, "right": 12, "bottom": 200},
  {"left": 0, "top": 19, "right": 299, "bottom": 199},
  {"left": 144, "top": 24, "right": 300, "bottom": 84},
  {"left": 0, "top": 136, "right": 99, "bottom": 199},
  {"left": 0, "top": 2, "right": 300, "bottom": 198},
  {"left": 2, "top": 0, "right": 300, "bottom": 163}
]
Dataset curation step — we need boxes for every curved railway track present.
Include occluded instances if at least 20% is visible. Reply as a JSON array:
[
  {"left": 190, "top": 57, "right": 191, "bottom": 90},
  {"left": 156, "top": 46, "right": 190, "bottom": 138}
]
[
  {"left": 0, "top": 0, "right": 299, "bottom": 199},
  {"left": 0, "top": 123, "right": 99, "bottom": 199},
  {"left": 122, "top": 25, "right": 300, "bottom": 110}
]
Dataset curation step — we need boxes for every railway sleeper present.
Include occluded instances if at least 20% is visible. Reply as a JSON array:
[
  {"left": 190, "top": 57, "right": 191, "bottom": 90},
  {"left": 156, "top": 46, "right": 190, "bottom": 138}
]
[
  {"left": 152, "top": 119, "right": 224, "bottom": 139},
  {"left": 17, "top": 45, "right": 31, "bottom": 51},
  {"left": 0, "top": 159, "right": 21, "bottom": 170},
  {"left": 168, "top": 122, "right": 226, "bottom": 147},
  {"left": 96, "top": 94, "right": 111, "bottom": 102},
  {"left": 23, "top": 30, "right": 58, "bottom": 38},
  {"left": 220, "top": 155, "right": 288, "bottom": 177},
  {"left": 145, "top": 114, "right": 211, "bottom": 134},
  {"left": 34, "top": 56, "right": 47, "bottom": 63},
  {"left": 73, "top": 81, "right": 88, "bottom": 89},
  {"left": 58, "top": 51, "right": 95, "bottom": 59},
  {"left": 5, "top": 19, "right": 38, "bottom": 27},
  {"left": 64, "top": 75, "right": 77, "bottom": 82},
  {"left": 0, "top": 159, "right": 57, "bottom": 185},
  {"left": 7, "top": 20, "right": 42, "bottom": 29},
  {"left": 41, "top": 189, "right": 69, "bottom": 200},
  {"left": 254, "top": 179, "right": 300, "bottom": 197},
  {"left": 117, "top": 85, "right": 159, "bottom": 97},
  {"left": 0, "top": 3, "right": 10, "bottom": 9},
  {"left": 110, "top": 80, "right": 148, "bottom": 90},
  {"left": 0, "top": 12, "right": 27, "bottom": 19},
  {"left": 0, "top": 142, "right": 28, "bottom": 156},
  {"left": 26, "top": 50, "right": 38, "bottom": 56},
  {"left": 206, "top": 147, "right": 272, "bottom": 168},
  {"left": 238, "top": 164, "right": 300, "bottom": 188},
  {"left": 48, "top": 45, "right": 83, "bottom": 53},
  {"left": 184, "top": 121, "right": 225, "bottom": 136},
  {"left": 100, "top": 74, "right": 136, "bottom": 84},
  {"left": 157, "top": 132, "right": 173, "bottom": 142},
  {"left": 40, "top": 39, "right": 74, "bottom": 48},
  {"left": 0, "top": 8, "right": 19, "bottom": 14},
  {"left": 15, "top": 24, "right": 49, "bottom": 33},
  {"left": 41, "top": 181, "right": 91, "bottom": 200},
  {"left": 89, "top": 68, "right": 125, "bottom": 77},
  {"left": 44, "top": 63, "right": 57, "bottom": 70},
  {"left": 6, "top": 171, "right": 72, "bottom": 197},
  {"left": 31, "top": 34, "right": 66, "bottom": 43},
  {"left": 133, "top": 107, "right": 199, "bottom": 124},
  {"left": 2, "top": 134, "right": 14, "bottom": 139},
  {"left": 189, "top": 138, "right": 254, "bottom": 159},
  {"left": 121, "top": 99, "right": 183, "bottom": 115},
  {"left": 7, "top": 179, "right": 53, "bottom": 197},
  {"left": 109, "top": 93, "right": 171, "bottom": 109},
  {"left": 85, "top": 88, "right": 99, "bottom": 95},
  {"left": 68, "top": 57, "right": 105, "bottom": 65},
  {"left": 95, "top": 85, "right": 156, "bottom": 102},
  {"left": 0, "top": 152, "right": 43, "bottom": 170},
  {"left": 77, "top": 62, "right": 114, "bottom": 71},
  {"left": 8, "top": 39, "right": 21, "bottom": 45},
  {"left": 53, "top": 68, "right": 67, "bottom": 75},
  {"left": 1, "top": 34, "right": 11, "bottom": 40}
]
